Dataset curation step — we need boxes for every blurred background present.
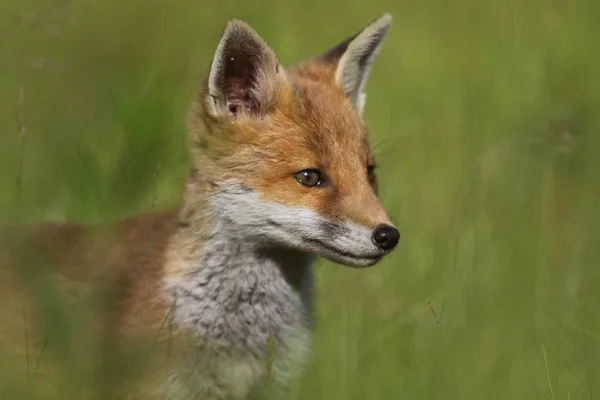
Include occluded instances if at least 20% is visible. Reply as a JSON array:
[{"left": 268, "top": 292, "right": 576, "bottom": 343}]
[{"left": 2, "top": 0, "right": 600, "bottom": 398}]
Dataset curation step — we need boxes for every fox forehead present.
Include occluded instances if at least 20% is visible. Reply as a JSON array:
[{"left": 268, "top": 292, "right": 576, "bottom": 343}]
[
  {"left": 290, "top": 66, "right": 372, "bottom": 164},
  {"left": 229, "top": 66, "right": 372, "bottom": 175}
]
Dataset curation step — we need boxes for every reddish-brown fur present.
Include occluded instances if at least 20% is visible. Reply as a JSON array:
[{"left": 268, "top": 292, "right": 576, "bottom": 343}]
[{"left": 0, "top": 213, "right": 182, "bottom": 397}]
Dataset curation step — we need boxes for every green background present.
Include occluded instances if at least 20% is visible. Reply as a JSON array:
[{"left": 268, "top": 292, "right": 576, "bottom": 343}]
[{"left": 2, "top": 0, "right": 600, "bottom": 398}]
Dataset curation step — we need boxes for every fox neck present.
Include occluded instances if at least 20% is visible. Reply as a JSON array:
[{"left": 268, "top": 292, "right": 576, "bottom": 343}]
[
  {"left": 166, "top": 228, "right": 315, "bottom": 347},
  {"left": 164, "top": 173, "right": 315, "bottom": 348}
]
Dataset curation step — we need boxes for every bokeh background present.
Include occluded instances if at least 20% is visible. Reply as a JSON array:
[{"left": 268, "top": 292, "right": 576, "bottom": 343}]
[{"left": 2, "top": 0, "right": 600, "bottom": 398}]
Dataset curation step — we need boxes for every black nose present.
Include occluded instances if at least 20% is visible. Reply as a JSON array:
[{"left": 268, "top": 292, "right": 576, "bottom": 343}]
[{"left": 372, "top": 224, "right": 400, "bottom": 251}]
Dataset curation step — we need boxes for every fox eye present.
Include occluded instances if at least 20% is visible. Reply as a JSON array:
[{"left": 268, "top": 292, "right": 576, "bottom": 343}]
[
  {"left": 367, "top": 164, "right": 377, "bottom": 183},
  {"left": 293, "top": 169, "right": 323, "bottom": 188}
]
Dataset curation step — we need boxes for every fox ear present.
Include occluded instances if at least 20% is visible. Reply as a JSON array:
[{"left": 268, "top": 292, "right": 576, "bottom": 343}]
[
  {"left": 206, "top": 19, "right": 286, "bottom": 118},
  {"left": 319, "top": 13, "right": 392, "bottom": 117}
]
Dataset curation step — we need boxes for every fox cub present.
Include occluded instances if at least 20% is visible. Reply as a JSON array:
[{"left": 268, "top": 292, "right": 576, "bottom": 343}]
[{"left": 0, "top": 13, "right": 399, "bottom": 400}]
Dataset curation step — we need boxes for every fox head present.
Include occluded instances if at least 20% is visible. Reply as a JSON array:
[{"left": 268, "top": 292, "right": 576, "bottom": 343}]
[{"left": 187, "top": 14, "right": 399, "bottom": 267}]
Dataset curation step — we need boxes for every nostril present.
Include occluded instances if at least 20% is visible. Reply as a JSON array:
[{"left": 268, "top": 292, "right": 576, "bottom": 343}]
[{"left": 372, "top": 224, "right": 400, "bottom": 251}]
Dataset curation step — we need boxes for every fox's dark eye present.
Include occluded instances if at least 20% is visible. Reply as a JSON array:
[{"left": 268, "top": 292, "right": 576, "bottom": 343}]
[
  {"left": 367, "top": 164, "right": 377, "bottom": 184},
  {"left": 293, "top": 169, "right": 323, "bottom": 188}
]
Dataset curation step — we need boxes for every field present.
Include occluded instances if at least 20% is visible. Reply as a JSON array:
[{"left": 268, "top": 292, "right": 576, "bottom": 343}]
[{"left": 2, "top": 0, "right": 600, "bottom": 398}]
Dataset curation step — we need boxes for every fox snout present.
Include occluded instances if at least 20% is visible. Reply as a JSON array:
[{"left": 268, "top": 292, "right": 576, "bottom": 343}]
[
  {"left": 308, "top": 217, "right": 398, "bottom": 268},
  {"left": 336, "top": 186, "right": 399, "bottom": 261}
]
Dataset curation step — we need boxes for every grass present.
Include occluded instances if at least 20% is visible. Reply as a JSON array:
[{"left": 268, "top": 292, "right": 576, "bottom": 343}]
[{"left": 2, "top": 0, "right": 600, "bottom": 398}]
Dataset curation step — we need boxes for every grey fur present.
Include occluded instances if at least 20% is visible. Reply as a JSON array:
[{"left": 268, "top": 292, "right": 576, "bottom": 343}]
[
  {"left": 163, "top": 184, "right": 316, "bottom": 399},
  {"left": 164, "top": 238, "right": 312, "bottom": 399}
]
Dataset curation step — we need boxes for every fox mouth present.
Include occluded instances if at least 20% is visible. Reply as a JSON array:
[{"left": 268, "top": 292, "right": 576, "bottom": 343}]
[
  {"left": 303, "top": 237, "right": 384, "bottom": 265},
  {"left": 266, "top": 218, "right": 382, "bottom": 262}
]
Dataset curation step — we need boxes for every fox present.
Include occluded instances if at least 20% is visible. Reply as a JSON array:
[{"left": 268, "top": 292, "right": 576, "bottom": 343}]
[{"left": 0, "top": 13, "right": 399, "bottom": 400}]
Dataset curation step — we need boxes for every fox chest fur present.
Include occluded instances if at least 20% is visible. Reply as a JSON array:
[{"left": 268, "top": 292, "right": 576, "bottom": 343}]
[{"left": 159, "top": 227, "right": 314, "bottom": 399}]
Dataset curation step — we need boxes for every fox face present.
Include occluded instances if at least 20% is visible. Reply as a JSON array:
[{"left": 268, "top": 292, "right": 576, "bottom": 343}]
[{"left": 188, "top": 14, "right": 399, "bottom": 267}]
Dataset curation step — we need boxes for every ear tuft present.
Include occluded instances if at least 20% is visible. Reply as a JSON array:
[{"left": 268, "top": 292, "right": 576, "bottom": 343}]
[
  {"left": 318, "top": 13, "right": 392, "bottom": 117},
  {"left": 206, "top": 19, "right": 286, "bottom": 118}
]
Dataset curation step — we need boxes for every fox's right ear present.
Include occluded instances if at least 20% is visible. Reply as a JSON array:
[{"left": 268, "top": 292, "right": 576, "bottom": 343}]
[
  {"left": 318, "top": 14, "right": 392, "bottom": 117},
  {"left": 205, "top": 19, "right": 286, "bottom": 119}
]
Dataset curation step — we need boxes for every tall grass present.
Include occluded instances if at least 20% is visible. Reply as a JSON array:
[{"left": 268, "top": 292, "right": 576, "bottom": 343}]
[{"left": 2, "top": 0, "right": 600, "bottom": 398}]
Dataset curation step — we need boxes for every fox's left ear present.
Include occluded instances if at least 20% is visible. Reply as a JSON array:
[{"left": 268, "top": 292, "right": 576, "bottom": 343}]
[
  {"left": 206, "top": 19, "right": 286, "bottom": 119},
  {"left": 319, "top": 13, "right": 392, "bottom": 117}
]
